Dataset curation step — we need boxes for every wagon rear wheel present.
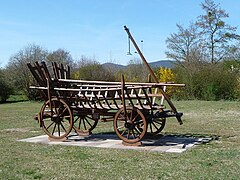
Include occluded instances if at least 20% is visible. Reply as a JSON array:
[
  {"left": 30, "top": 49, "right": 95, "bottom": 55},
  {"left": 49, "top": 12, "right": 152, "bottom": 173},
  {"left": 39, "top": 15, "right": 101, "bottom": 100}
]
[
  {"left": 73, "top": 114, "right": 98, "bottom": 134},
  {"left": 39, "top": 98, "right": 73, "bottom": 139},
  {"left": 114, "top": 107, "right": 147, "bottom": 144}
]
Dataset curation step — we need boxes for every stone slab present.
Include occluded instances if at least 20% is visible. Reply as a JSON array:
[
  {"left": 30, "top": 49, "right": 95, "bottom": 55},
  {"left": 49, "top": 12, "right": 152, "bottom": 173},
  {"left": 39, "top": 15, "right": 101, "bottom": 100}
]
[{"left": 18, "top": 133, "right": 212, "bottom": 153}]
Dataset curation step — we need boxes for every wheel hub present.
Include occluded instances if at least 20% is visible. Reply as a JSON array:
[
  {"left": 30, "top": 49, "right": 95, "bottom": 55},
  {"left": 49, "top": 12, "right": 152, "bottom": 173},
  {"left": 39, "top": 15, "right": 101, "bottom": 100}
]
[
  {"left": 52, "top": 115, "right": 62, "bottom": 123},
  {"left": 125, "top": 120, "right": 134, "bottom": 130}
]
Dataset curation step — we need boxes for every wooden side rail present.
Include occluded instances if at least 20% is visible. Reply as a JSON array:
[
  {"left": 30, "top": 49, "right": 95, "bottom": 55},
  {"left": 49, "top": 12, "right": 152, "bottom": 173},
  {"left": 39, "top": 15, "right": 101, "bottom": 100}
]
[{"left": 58, "top": 78, "right": 185, "bottom": 87}]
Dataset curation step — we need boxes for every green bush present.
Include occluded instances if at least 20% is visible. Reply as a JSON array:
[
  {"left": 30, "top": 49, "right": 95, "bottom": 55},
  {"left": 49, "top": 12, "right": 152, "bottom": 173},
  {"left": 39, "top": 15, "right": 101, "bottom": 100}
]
[
  {"left": 0, "top": 69, "right": 12, "bottom": 103},
  {"left": 173, "top": 62, "right": 239, "bottom": 100}
]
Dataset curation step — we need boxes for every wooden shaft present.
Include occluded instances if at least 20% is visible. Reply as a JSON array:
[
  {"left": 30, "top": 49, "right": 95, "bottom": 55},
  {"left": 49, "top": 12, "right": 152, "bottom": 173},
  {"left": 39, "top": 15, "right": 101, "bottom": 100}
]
[{"left": 124, "top": 26, "right": 178, "bottom": 114}]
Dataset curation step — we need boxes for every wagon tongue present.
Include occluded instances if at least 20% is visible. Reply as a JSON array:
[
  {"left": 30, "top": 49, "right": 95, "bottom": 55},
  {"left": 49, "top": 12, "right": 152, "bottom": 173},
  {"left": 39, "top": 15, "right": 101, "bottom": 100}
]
[{"left": 124, "top": 26, "right": 183, "bottom": 125}]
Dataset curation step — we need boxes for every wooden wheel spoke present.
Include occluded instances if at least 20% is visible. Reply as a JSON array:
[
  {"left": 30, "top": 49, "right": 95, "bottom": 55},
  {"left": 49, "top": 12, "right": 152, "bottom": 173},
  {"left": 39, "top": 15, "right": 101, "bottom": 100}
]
[
  {"left": 52, "top": 123, "right": 57, "bottom": 135},
  {"left": 83, "top": 118, "right": 87, "bottom": 130},
  {"left": 117, "top": 125, "right": 125, "bottom": 130},
  {"left": 134, "top": 127, "right": 141, "bottom": 135},
  {"left": 46, "top": 121, "right": 55, "bottom": 130},
  {"left": 74, "top": 116, "right": 80, "bottom": 124},
  {"left": 78, "top": 118, "right": 82, "bottom": 129},
  {"left": 134, "top": 119, "right": 143, "bottom": 126},
  {"left": 86, "top": 115, "right": 91, "bottom": 119},
  {"left": 58, "top": 107, "right": 68, "bottom": 117},
  {"left": 132, "top": 113, "right": 140, "bottom": 122},
  {"left": 57, "top": 123, "right": 60, "bottom": 136},
  {"left": 149, "top": 122, "right": 153, "bottom": 133},
  {"left": 62, "top": 116, "right": 71, "bottom": 123},
  {"left": 132, "top": 129, "right": 136, "bottom": 139},
  {"left": 152, "top": 121, "right": 159, "bottom": 130},
  {"left": 62, "top": 121, "right": 70, "bottom": 126},
  {"left": 152, "top": 119, "right": 163, "bottom": 125},
  {"left": 121, "top": 128, "right": 128, "bottom": 136},
  {"left": 119, "top": 112, "right": 126, "bottom": 121},
  {"left": 127, "top": 130, "right": 130, "bottom": 139},
  {"left": 60, "top": 122, "right": 67, "bottom": 132},
  {"left": 85, "top": 118, "right": 93, "bottom": 127}
]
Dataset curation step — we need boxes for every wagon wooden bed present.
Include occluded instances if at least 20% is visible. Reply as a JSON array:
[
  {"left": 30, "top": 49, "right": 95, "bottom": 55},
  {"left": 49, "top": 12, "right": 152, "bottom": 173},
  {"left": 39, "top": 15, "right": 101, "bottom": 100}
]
[{"left": 27, "top": 26, "right": 185, "bottom": 145}]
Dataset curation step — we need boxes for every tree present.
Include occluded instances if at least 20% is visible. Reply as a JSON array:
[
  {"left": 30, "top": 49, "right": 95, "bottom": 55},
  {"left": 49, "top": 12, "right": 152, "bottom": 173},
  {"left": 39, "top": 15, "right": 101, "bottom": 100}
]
[
  {"left": 72, "top": 57, "right": 115, "bottom": 81},
  {"left": 196, "top": 0, "right": 237, "bottom": 63},
  {"left": 165, "top": 23, "right": 203, "bottom": 63},
  {"left": 5, "top": 44, "right": 48, "bottom": 99},
  {"left": 224, "top": 42, "right": 240, "bottom": 61},
  {"left": 122, "top": 58, "right": 148, "bottom": 82},
  {"left": 47, "top": 49, "right": 73, "bottom": 67}
]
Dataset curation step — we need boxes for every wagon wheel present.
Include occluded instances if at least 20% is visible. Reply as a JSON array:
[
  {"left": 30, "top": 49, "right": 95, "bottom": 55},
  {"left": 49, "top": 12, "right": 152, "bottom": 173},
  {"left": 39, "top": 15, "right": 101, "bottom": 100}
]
[
  {"left": 39, "top": 98, "right": 73, "bottom": 139},
  {"left": 114, "top": 107, "right": 147, "bottom": 144},
  {"left": 147, "top": 109, "right": 166, "bottom": 135},
  {"left": 73, "top": 114, "right": 98, "bottom": 134}
]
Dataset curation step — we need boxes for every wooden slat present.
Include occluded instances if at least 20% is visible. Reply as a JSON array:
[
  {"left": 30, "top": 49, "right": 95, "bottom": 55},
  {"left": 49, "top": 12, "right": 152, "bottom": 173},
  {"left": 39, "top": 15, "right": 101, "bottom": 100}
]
[{"left": 58, "top": 78, "right": 185, "bottom": 87}]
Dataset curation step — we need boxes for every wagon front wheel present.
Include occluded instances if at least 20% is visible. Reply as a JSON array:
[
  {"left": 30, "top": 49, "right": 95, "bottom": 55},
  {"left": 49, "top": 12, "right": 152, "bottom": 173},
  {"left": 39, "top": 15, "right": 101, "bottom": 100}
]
[
  {"left": 114, "top": 107, "right": 147, "bottom": 144},
  {"left": 39, "top": 98, "right": 73, "bottom": 139},
  {"left": 147, "top": 117, "right": 166, "bottom": 135}
]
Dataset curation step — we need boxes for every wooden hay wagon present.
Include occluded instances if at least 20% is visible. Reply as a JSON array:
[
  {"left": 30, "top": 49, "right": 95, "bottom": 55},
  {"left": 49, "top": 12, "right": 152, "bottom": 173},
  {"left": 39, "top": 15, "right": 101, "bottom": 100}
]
[
  {"left": 27, "top": 61, "right": 184, "bottom": 145},
  {"left": 27, "top": 26, "right": 185, "bottom": 145}
]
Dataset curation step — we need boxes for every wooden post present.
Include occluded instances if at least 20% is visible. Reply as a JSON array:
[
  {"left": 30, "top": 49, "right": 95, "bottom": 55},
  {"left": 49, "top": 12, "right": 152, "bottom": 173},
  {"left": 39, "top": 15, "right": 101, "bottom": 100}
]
[
  {"left": 121, "top": 74, "right": 127, "bottom": 117},
  {"left": 124, "top": 26, "right": 182, "bottom": 124}
]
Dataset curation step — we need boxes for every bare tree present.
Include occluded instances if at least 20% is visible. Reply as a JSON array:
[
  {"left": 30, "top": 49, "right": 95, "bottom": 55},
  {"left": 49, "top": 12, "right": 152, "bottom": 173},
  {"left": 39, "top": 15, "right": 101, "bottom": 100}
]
[
  {"left": 47, "top": 48, "right": 73, "bottom": 67},
  {"left": 196, "top": 0, "right": 237, "bottom": 63},
  {"left": 5, "top": 44, "right": 48, "bottom": 99},
  {"left": 165, "top": 23, "right": 203, "bottom": 64}
]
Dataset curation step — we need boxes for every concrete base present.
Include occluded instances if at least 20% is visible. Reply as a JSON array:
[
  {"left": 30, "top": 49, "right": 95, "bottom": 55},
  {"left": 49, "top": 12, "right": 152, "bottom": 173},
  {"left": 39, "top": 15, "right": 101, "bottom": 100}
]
[{"left": 18, "top": 133, "right": 212, "bottom": 153}]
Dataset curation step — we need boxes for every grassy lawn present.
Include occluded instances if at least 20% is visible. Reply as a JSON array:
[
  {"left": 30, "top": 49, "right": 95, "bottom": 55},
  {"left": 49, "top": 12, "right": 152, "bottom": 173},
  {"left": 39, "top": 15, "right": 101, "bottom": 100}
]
[{"left": 0, "top": 100, "right": 240, "bottom": 179}]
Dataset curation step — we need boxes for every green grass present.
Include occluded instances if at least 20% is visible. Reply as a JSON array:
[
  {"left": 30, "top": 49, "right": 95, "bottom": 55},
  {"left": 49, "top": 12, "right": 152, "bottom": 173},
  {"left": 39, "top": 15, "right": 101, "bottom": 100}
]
[{"left": 0, "top": 100, "right": 240, "bottom": 179}]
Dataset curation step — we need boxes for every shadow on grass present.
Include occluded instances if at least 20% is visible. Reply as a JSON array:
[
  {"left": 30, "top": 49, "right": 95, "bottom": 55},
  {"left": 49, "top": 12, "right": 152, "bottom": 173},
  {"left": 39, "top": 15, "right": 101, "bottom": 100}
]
[{"left": 65, "top": 131, "right": 218, "bottom": 147}]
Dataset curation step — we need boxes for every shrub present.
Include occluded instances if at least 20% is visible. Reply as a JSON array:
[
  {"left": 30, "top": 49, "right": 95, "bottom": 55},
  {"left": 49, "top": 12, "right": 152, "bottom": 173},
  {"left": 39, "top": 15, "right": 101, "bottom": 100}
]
[
  {"left": 155, "top": 67, "right": 179, "bottom": 96},
  {"left": 0, "top": 69, "right": 12, "bottom": 103},
  {"left": 173, "top": 62, "right": 239, "bottom": 100}
]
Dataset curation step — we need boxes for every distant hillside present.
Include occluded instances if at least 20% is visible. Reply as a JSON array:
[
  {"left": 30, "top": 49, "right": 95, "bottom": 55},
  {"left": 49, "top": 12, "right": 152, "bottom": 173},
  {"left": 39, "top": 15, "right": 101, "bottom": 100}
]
[
  {"left": 102, "top": 60, "right": 176, "bottom": 70},
  {"left": 149, "top": 60, "right": 176, "bottom": 69},
  {"left": 102, "top": 63, "right": 125, "bottom": 71}
]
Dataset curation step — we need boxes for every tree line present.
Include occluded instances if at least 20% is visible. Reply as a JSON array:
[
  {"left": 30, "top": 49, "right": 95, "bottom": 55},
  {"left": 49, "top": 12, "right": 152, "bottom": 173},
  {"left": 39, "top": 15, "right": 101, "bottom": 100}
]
[
  {"left": 1, "top": 0, "right": 240, "bottom": 102},
  {"left": 166, "top": 0, "right": 240, "bottom": 100}
]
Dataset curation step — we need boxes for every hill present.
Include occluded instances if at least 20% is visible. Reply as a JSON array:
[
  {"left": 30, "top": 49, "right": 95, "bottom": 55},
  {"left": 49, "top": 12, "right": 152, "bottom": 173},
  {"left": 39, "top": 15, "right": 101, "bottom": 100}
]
[
  {"left": 102, "top": 60, "right": 175, "bottom": 70},
  {"left": 149, "top": 60, "right": 175, "bottom": 69}
]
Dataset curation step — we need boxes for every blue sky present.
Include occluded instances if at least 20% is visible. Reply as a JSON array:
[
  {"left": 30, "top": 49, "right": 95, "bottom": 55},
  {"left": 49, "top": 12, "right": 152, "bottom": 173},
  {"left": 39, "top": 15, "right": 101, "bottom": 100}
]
[{"left": 0, "top": 0, "right": 240, "bottom": 67}]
